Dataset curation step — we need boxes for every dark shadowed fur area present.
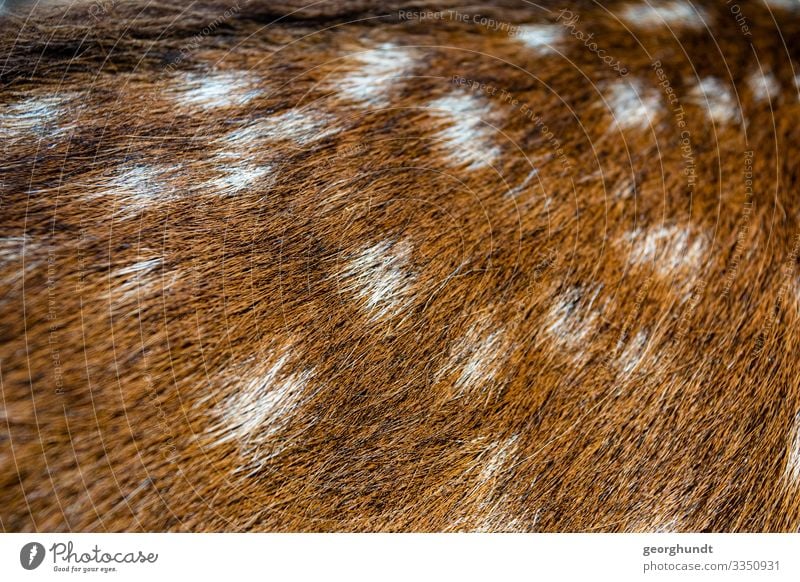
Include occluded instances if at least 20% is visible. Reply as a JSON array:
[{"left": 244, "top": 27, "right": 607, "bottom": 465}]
[{"left": 1, "top": 0, "right": 800, "bottom": 532}]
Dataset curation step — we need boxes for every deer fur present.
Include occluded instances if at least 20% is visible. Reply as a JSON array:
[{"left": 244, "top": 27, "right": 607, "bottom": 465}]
[{"left": 1, "top": 0, "right": 800, "bottom": 532}]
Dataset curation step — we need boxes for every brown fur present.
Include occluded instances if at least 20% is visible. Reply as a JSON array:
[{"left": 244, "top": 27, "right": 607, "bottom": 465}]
[{"left": 2, "top": 0, "right": 800, "bottom": 532}]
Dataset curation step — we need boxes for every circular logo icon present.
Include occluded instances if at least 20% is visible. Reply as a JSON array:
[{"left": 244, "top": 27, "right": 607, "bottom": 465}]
[{"left": 20, "top": 542, "right": 46, "bottom": 570}]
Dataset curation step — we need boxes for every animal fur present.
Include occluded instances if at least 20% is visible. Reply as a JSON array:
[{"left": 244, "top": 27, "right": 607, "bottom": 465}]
[{"left": 2, "top": 0, "right": 800, "bottom": 532}]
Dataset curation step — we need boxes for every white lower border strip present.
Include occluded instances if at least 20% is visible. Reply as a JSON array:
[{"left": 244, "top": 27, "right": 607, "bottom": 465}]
[{"left": 1, "top": 533, "right": 798, "bottom": 581}]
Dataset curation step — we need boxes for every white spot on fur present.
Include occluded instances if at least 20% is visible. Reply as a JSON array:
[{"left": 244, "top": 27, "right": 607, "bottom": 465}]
[
  {"left": 448, "top": 493, "right": 526, "bottom": 532},
  {"left": 208, "top": 163, "right": 271, "bottom": 194},
  {"left": 437, "top": 321, "right": 508, "bottom": 396},
  {"left": 624, "top": 225, "right": 706, "bottom": 275},
  {"left": 630, "top": 515, "right": 680, "bottom": 533},
  {"left": 110, "top": 165, "right": 165, "bottom": 197},
  {"left": 225, "top": 109, "right": 338, "bottom": 147},
  {"left": 689, "top": 77, "right": 741, "bottom": 125},
  {"left": 0, "top": 236, "right": 39, "bottom": 286},
  {"left": 0, "top": 236, "right": 29, "bottom": 265},
  {"left": 94, "top": 164, "right": 180, "bottom": 212},
  {"left": 110, "top": 257, "right": 166, "bottom": 304},
  {"left": 765, "top": 0, "right": 800, "bottom": 11},
  {"left": 747, "top": 70, "right": 780, "bottom": 103},
  {"left": 545, "top": 288, "right": 598, "bottom": 348},
  {"left": 429, "top": 93, "right": 500, "bottom": 170},
  {"left": 338, "top": 43, "right": 414, "bottom": 106},
  {"left": 786, "top": 412, "right": 800, "bottom": 482},
  {"left": 116, "top": 258, "right": 162, "bottom": 276},
  {"left": 605, "top": 78, "right": 662, "bottom": 130},
  {"left": 265, "top": 109, "right": 338, "bottom": 144},
  {"left": 619, "top": 2, "right": 708, "bottom": 29},
  {"left": 207, "top": 141, "right": 273, "bottom": 194},
  {"left": 341, "top": 240, "right": 414, "bottom": 320},
  {"left": 612, "top": 177, "right": 637, "bottom": 199},
  {"left": 507, "top": 167, "right": 539, "bottom": 198},
  {"left": 479, "top": 435, "right": 519, "bottom": 482},
  {"left": 215, "top": 351, "right": 313, "bottom": 446},
  {"left": 516, "top": 25, "right": 564, "bottom": 54},
  {"left": 618, "top": 330, "right": 648, "bottom": 375},
  {"left": 472, "top": 512, "right": 526, "bottom": 533},
  {"left": 455, "top": 331, "right": 505, "bottom": 393},
  {"left": 176, "top": 71, "right": 260, "bottom": 109},
  {"left": 0, "top": 95, "right": 68, "bottom": 139},
  {"left": 222, "top": 125, "right": 265, "bottom": 149}
]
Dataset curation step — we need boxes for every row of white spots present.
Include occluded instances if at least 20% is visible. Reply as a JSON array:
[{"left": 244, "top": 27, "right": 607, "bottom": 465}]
[
  {"left": 105, "top": 109, "right": 340, "bottom": 201},
  {"left": 206, "top": 107, "right": 341, "bottom": 195},
  {"left": 619, "top": 1, "right": 708, "bottom": 31},
  {"left": 340, "top": 240, "right": 415, "bottom": 321},
  {"left": 428, "top": 93, "right": 500, "bottom": 170},
  {"left": 624, "top": 225, "right": 706, "bottom": 276},
  {"left": 606, "top": 75, "right": 756, "bottom": 131},
  {"left": 214, "top": 349, "right": 314, "bottom": 447},
  {"left": 335, "top": 34, "right": 562, "bottom": 111},
  {"left": 104, "top": 104, "right": 344, "bottom": 202},
  {"left": 89, "top": 107, "right": 338, "bottom": 206},
  {"left": 338, "top": 43, "right": 415, "bottom": 106},
  {"left": 100, "top": 156, "right": 264, "bottom": 205}
]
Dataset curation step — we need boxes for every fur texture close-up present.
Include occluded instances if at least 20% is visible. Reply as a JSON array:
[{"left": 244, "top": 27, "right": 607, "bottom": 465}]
[{"left": 1, "top": 0, "right": 800, "bottom": 532}]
